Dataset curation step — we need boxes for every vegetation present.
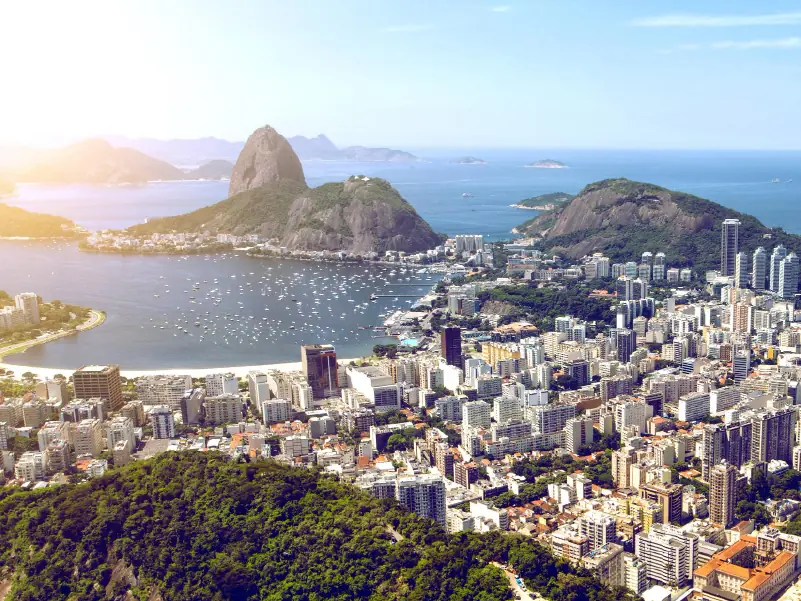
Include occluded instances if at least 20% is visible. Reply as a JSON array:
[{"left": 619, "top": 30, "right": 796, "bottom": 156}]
[
  {"left": 0, "top": 203, "right": 79, "bottom": 238},
  {"left": 128, "top": 177, "right": 443, "bottom": 253},
  {"left": 479, "top": 282, "right": 616, "bottom": 331},
  {"left": 515, "top": 192, "right": 574, "bottom": 209},
  {"left": 373, "top": 343, "right": 399, "bottom": 358},
  {"left": 0, "top": 453, "right": 635, "bottom": 601},
  {"left": 518, "top": 178, "right": 801, "bottom": 274}
]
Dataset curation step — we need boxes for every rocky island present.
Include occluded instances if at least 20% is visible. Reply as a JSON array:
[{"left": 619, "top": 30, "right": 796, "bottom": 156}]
[
  {"left": 525, "top": 159, "right": 567, "bottom": 169},
  {"left": 126, "top": 125, "right": 442, "bottom": 255},
  {"left": 517, "top": 177, "right": 801, "bottom": 273},
  {"left": 451, "top": 156, "right": 487, "bottom": 164}
]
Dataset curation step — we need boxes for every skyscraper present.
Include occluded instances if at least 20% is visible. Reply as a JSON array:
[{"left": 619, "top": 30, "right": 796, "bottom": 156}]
[
  {"left": 616, "top": 329, "right": 637, "bottom": 363},
  {"left": 441, "top": 326, "right": 463, "bottom": 368},
  {"left": 720, "top": 219, "right": 740, "bottom": 277},
  {"left": 72, "top": 365, "right": 123, "bottom": 411},
  {"left": 752, "top": 247, "right": 767, "bottom": 291},
  {"left": 751, "top": 408, "right": 797, "bottom": 465},
  {"left": 702, "top": 421, "right": 752, "bottom": 482},
  {"left": 734, "top": 251, "right": 749, "bottom": 288},
  {"left": 709, "top": 462, "right": 738, "bottom": 528},
  {"left": 770, "top": 245, "right": 788, "bottom": 292},
  {"left": 301, "top": 344, "right": 338, "bottom": 398},
  {"left": 778, "top": 252, "right": 800, "bottom": 299}
]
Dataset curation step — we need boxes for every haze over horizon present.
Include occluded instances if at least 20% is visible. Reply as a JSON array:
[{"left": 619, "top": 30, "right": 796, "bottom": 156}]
[{"left": 2, "top": 0, "right": 801, "bottom": 150}]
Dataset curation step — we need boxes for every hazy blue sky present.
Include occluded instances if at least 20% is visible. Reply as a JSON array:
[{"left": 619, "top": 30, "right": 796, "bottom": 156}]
[{"left": 2, "top": 0, "right": 800, "bottom": 148}]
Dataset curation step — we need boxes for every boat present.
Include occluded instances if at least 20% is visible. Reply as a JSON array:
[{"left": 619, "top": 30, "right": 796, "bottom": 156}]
[
  {"left": 462, "top": 192, "right": 473, "bottom": 198},
  {"left": 772, "top": 178, "right": 781, "bottom": 183},
  {"left": 370, "top": 293, "right": 378, "bottom": 301}
]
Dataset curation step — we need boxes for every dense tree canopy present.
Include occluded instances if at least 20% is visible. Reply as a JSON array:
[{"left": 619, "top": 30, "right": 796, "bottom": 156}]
[{"left": 0, "top": 453, "right": 636, "bottom": 601}]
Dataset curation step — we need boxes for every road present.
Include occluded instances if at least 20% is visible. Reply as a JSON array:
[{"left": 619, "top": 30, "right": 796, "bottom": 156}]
[
  {"left": 491, "top": 562, "right": 539, "bottom": 601},
  {"left": 0, "top": 310, "right": 105, "bottom": 360}
]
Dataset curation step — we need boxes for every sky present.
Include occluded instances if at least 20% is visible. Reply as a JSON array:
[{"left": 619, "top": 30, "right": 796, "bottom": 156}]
[{"left": 1, "top": 0, "right": 800, "bottom": 149}]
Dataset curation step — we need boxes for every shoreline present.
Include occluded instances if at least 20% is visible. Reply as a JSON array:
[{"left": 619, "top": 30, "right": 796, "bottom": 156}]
[
  {"left": 0, "top": 310, "right": 106, "bottom": 361},
  {"left": 0, "top": 357, "right": 363, "bottom": 379},
  {"left": 508, "top": 204, "right": 543, "bottom": 211}
]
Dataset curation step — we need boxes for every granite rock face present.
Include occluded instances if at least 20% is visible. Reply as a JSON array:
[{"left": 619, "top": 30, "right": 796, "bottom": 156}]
[{"left": 228, "top": 126, "right": 306, "bottom": 196}]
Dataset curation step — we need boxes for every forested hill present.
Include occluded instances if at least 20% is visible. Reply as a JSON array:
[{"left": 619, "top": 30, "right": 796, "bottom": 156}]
[
  {"left": 0, "top": 453, "right": 635, "bottom": 601},
  {"left": 518, "top": 178, "right": 801, "bottom": 273}
]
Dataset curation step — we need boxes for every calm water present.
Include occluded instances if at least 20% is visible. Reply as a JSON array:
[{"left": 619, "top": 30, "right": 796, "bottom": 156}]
[
  {"left": 10, "top": 150, "right": 801, "bottom": 239},
  {"left": 2, "top": 149, "right": 800, "bottom": 369},
  {"left": 0, "top": 241, "right": 438, "bottom": 369}
]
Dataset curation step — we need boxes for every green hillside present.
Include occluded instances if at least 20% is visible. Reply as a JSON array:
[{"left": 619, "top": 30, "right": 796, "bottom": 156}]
[
  {"left": 516, "top": 192, "right": 574, "bottom": 209},
  {"left": 0, "top": 203, "right": 79, "bottom": 238},
  {"left": 519, "top": 178, "right": 801, "bottom": 273},
  {"left": 0, "top": 453, "right": 634, "bottom": 601}
]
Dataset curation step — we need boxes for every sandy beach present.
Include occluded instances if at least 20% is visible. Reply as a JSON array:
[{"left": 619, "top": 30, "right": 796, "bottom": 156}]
[{"left": 0, "top": 357, "right": 362, "bottom": 380}]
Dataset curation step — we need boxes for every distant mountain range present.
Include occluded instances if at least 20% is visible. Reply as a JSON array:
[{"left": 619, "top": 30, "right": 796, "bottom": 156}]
[
  {"left": 106, "top": 133, "right": 420, "bottom": 164},
  {"left": 0, "top": 134, "right": 420, "bottom": 186}
]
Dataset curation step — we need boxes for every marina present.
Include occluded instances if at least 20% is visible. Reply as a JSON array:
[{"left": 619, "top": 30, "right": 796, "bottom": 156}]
[{"left": 0, "top": 240, "right": 443, "bottom": 370}]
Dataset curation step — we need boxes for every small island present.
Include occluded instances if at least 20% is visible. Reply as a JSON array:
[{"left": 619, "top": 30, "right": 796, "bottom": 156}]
[
  {"left": 451, "top": 156, "right": 487, "bottom": 165},
  {"left": 0, "top": 203, "right": 86, "bottom": 239},
  {"left": 526, "top": 159, "right": 567, "bottom": 169},
  {"left": 511, "top": 191, "right": 574, "bottom": 210}
]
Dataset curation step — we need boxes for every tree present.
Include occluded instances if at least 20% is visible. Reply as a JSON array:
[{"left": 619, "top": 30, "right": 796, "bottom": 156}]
[{"left": 385, "top": 433, "right": 408, "bottom": 452}]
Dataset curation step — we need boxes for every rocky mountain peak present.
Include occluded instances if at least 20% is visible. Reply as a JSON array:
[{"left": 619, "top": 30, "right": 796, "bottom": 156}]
[{"left": 229, "top": 125, "right": 306, "bottom": 196}]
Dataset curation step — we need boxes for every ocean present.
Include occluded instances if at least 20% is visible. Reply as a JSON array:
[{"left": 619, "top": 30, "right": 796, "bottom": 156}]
[{"left": 1, "top": 149, "right": 799, "bottom": 369}]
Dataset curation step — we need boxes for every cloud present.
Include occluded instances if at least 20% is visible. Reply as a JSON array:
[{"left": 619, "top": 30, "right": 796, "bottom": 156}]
[
  {"left": 712, "top": 37, "right": 801, "bottom": 49},
  {"left": 632, "top": 11, "right": 801, "bottom": 28},
  {"left": 491, "top": 5, "right": 511, "bottom": 12},
  {"left": 659, "top": 37, "right": 801, "bottom": 53},
  {"left": 383, "top": 24, "right": 435, "bottom": 33}
]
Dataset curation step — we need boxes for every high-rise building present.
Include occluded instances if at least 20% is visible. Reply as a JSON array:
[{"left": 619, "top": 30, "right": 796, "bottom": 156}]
[
  {"left": 14, "top": 292, "right": 40, "bottom": 325},
  {"left": 203, "top": 394, "right": 243, "bottom": 426},
  {"left": 462, "top": 400, "right": 491, "bottom": 430},
  {"left": 733, "top": 351, "right": 751, "bottom": 383},
  {"left": 770, "top": 245, "right": 788, "bottom": 292},
  {"left": 136, "top": 375, "right": 192, "bottom": 409},
  {"left": 720, "top": 219, "right": 740, "bottom": 277},
  {"left": 653, "top": 252, "right": 667, "bottom": 281},
  {"left": 441, "top": 327, "right": 463, "bottom": 368},
  {"left": 752, "top": 246, "right": 768, "bottom": 291},
  {"left": 395, "top": 473, "right": 446, "bottom": 525},
  {"left": 734, "top": 251, "right": 749, "bottom": 288},
  {"left": 150, "top": 405, "right": 176, "bottom": 439},
  {"left": 702, "top": 421, "right": 752, "bottom": 482},
  {"left": 709, "top": 462, "right": 739, "bottom": 527},
  {"left": 578, "top": 510, "right": 617, "bottom": 552},
  {"left": 639, "top": 482, "right": 683, "bottom": 525},
  {"left": 616, "top": 329, "right": 637, "bottom": 363},
  {"left": 180, "top": 389, "right": 205, "bottom": 425},
  {"left": 72, "top": 365, "right": 123, "bottom": 411},
  {"left": 635, "top": 524, "right": 697, "bottom": 587},
  {"left": 751, "top": 408, "right": 797, "bottom": 465},
  {"left": 778, "top": 252, "right": 800, "bottom": 298},
  {"left": 247, "top": 371, "right": 272, "bottom": 405},
  {"left": 301, "top": 344, "right": 338, "bottom": 398},
  {"left": 204, "top": 372, "right": 239, "bottom": 397},
  {"left": 74, "top": 418, "right": 103, "bottom": 457}
]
